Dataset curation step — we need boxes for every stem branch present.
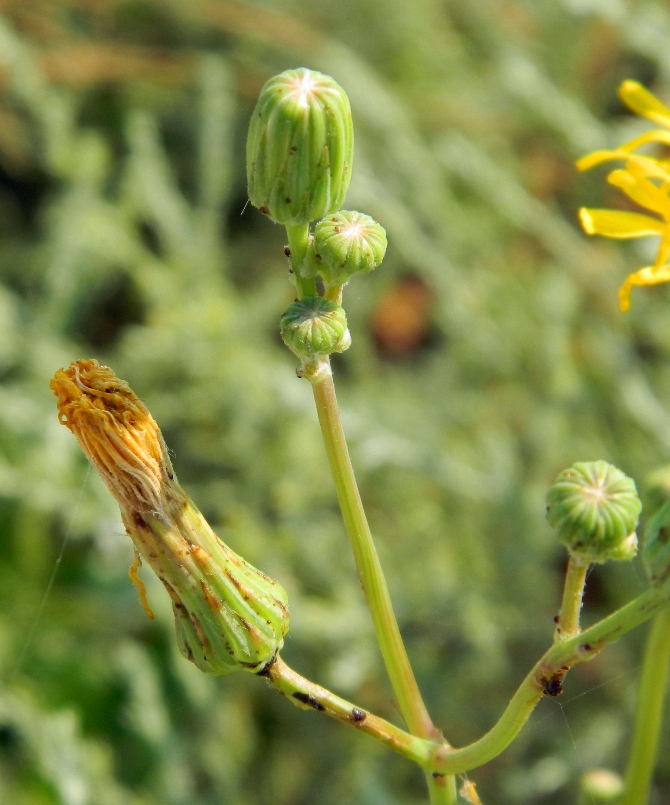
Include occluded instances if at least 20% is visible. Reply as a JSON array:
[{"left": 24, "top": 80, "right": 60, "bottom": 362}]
[
  {"left": 431, "top": 588, "right": 666, "bottom": 775},
  {"left": 286, "top": 224, "right": 316, "bottom": 298},
  {"left": 311, "top": 372, "right": 438, "bottom": 742},
  {"left": 263, "top": 655, "right": 434, "bottom": 765},
  {"left": 554, "top": 556, "right": 588, "bottom": 642},
  {"left": 425, "top": 770, "right": 458, "bottom": 804}
]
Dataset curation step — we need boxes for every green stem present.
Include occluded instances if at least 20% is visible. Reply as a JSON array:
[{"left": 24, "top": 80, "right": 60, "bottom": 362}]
[
  {"left": 311, "top": 373, "right": 439, "bottom": 742},
  {"left": 620, "top": 608, "right": 670, "bottom": 805},
  {"left": 430, "top": 588, "right": 666, "bottom": 776},
  {"left": 285, "top": 224, "right": 316, "bottom": 298},
  {"left": 323, "top": 282, "right": 343, "bottom": 304},
  {"left": 263, "top": 654, "right": 433, "bottom": 765},
  {"left": 554, "top": 556, "right": 588, "bottom": 642},
  {"left": 426, "top": 770, "right": 458, "bottom": 805}
]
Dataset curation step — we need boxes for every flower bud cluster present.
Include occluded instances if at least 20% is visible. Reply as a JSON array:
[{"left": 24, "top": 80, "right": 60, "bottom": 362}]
[{"left": 247, "top": 68, "right": 387, "bottom": 280}]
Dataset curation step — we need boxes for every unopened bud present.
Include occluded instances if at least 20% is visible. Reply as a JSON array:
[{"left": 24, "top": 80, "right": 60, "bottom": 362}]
[
  {"left": 546, "top": 461, "right": 640, "bottom": 563},
  {"left": 246, "top": 68, "right": 354, "bottom": 226},
  {"left": 280, "top": 297, "right": 351, "bottom": 360},
  {"left": 314, "top": 210, "right": 387, "bottom": 285},
  {"left": 51, "top": 360, "right": 289, "bottom": 675},
  {"left": 577, "top": 769, "right": 623, "bottom": 804}
]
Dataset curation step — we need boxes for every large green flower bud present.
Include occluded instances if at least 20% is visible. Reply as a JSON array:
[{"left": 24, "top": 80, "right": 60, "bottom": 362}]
[
  {"left": 546, "top": 461, "right": 641, "bottom": 563},
  {"left": 51, "top": 360, "right": 289, "bottom": 676},
  {"left": 280, "top": 296, "right": 351, "bottom": 360},
  {"left": 246, "top": 68, "right": 354, "bottom": 226},
  {"left": 314, "top": 210, "right": 387, "bottom": 285}
]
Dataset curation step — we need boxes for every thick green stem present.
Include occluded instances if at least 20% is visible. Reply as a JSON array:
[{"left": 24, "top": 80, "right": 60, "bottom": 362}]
[
  {"left": 323, "top": 283, "right": 343, "bottom": 304},
  {"left": 426, "top": 770, "right": 458, "bottom": 805},
  {"left": 285, "top": 224, "right": 316, "bottom": 298},
  {"left": 263, "top": 655, "right": 433, "bottom": 765},
  {"left": 620, "top": 608, "right": 670, "bottom": 805},
  {"left": 311, "top": 373, "right": 439, "bottom": 742},
  {"left": 430, "top": 588, "right": 666, "bottom": 775},
  {"left": 554, "top": 556, "right": 588, "bottom": 642}
]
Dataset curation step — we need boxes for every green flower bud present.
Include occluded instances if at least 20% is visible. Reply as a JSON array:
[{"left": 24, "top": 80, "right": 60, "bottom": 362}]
[
  {"left": 577, "top": 770, "right": 623, "bottom": 804},
  {"left": 643, "top": 499, "right": 670, "bottom": 595},
  {"left": 51, "top": 360, "right": 289, "bottom": 676},
  {"left": 314, "top": 210, "right": 387, "bottom": 285},
  {"left": 546, "top": 461, "right": 641, "bottom": 563},
  {"left": 246, "top": 68, "right": 354, "bottom": 226},
  {"left": 280, "top": 296, "right": 351, "bottom": 360}
]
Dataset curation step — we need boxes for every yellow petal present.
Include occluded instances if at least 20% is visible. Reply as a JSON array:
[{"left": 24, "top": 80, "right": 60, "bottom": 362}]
[
  {"left": 576, "top": 149, "right": 627, "bottom": 171},
  {"left": 619, "top": 81, "right": 670, "bottom": 129},
  {"left": 579, "top": 208, "right": 666, "bottom": 238},
  {"left": 618, "top": 264, "right": 670, "bottom": 312},
  {"left": 607, "top": 168, "right": 670, "bottom": 218},
  {"left": 624, "top": 154, "right": 670, "bottom": 183},
  {"left": 576, "top": 134, "right": 670, "bottom": 173},
  {"left": 618, "top": 129, "right": 670, "bottom": 155}
]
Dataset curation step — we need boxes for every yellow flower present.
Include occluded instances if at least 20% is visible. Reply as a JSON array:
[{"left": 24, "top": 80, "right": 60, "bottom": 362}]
[{"left": 577, "top": 80, "right": 670, "bottom": 311}]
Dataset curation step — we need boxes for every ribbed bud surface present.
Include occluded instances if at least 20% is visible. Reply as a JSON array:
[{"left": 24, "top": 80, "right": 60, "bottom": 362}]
[
  {"left": 280, "top": 296, "right": 351, "bottom": 359},
  {"left": 51, "top": 360, "right": 289, "bottom": 675},
  {"left": 314, "top": 210, "right": 387, "bottom": 285},
  {"left": 546, "top": 461, "right": 641, "bottom": 563},
  {"left": 246, "top": 68, "right": 353, "bottom": 226}
]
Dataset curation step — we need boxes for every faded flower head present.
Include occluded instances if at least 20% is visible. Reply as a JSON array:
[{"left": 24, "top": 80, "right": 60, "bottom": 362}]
[
  {"left": 51, "top": 360, "right": 289, "bottom": 675},
  {"left": 577, "top": 80, "right": 670, "bottom": 311},
  {"left": 51, "top": 359, "right": 174, "bottom": 517}
]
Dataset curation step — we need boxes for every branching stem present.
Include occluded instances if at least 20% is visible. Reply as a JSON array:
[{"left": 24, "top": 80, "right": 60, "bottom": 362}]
[
  {"left": 286, "top": 224, "right": 316, "bottom": 298},
  {"left": 430, "top": 588, "right": 665, "bottom": 775},
  {"left": 263, "top": 654, "right": 434, "bottom": 765}
]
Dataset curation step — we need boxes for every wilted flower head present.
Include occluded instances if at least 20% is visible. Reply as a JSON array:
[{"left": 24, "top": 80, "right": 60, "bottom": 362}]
[
  {"left": 51, "top": 360, "right": 289, "bottom": 676},
  {"left": 51, "top": 359, "right": 175, "bottom": 517}
]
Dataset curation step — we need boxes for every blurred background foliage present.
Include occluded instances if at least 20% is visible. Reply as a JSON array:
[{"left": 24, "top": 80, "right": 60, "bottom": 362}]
[{"left": 3, "top": 1, "right": 670, "bottom": 803}]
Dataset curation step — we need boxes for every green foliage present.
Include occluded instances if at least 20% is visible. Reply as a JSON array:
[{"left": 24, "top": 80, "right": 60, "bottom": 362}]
[{"left": 3, "top": 1, "right": 670, "bottom": 803}]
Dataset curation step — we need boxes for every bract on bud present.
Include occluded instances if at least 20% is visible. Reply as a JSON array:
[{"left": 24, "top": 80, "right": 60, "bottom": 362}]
[
  {"left": 51, "top": 360, "right": 289, "bottom": 675},
  {"left": 280, "top": 296, "right": 351, "bottom": 360},
  {"left": 314, "top": 210, "right": 387, "bottom": 285},
  {"left": 246, "top": 68, "right": 354, "bottom": 226},
  {"left": 546, "top": 461, "right": 641, "bottom": 563}
]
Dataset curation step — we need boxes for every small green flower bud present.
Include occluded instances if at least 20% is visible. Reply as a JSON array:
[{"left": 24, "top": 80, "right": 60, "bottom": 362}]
[
  {"left": 246, "top": 68, "right": 354, "bottom": 226},
  {"left": 280, "top": 296, "right": 351, "bottom": 360},
  {"left": 314, "top": 210, "right": 387, "bottom": 285},
  {"left": 51, "top": 360, "right": 289, "bottom": 676},
  {"left": 643, "top": 499, "right": 670, "bottom": 595},
  {"left": 577, "top": 769, "right": 623, "bottom": 804},
  {"left": 546, "top": 461, "right": 641, "bottom": 563}
]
